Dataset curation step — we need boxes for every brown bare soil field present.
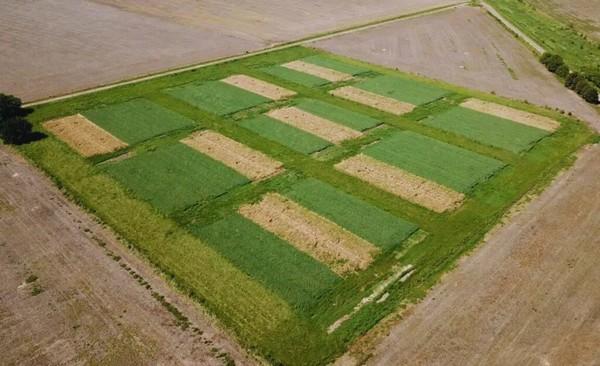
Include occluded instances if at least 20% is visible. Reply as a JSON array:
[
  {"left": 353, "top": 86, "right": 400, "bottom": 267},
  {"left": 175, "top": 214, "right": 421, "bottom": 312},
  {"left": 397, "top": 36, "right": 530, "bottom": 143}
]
[
  {"left": 0, "top": 0, "right": 459, "bottom": 102},
  {"left": 222, "top": 75, "right": 296, "bottom": 100},
  {"left": 461, "top": 98, "right": 560, "bottom": 132},
  {"left": 314, "top": 6, "right": 600, "bottom": 130},
  {"left": 181, "top": 130, "right": 283, "bottom": 181},
  {"left": 335, "top": 154, "right": 464, "bottom": 213},
  {"left": 43, "top": 114, "right": 128, "bottom": 157},
  {"left": 0, "top": 146, "right": 255, "bottom": 366},
  {"left": 267, "top": 107, "right": 362, "bottom": 143},
  {"left": 330, "top": 87, "right": 415, "bottom": 116},
  {"left": 239, "top": 193, "right": 377, "bottom": 275},
  {"left": 282, "top": 61, "right": 353, "bottom": 82},
  {"left": 352, "top": 144, "right": 600, "bottom": 366}
]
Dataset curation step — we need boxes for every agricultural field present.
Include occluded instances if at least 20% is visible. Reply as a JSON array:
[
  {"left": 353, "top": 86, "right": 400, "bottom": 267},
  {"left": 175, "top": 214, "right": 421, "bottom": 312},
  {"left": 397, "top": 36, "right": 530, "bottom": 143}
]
[{"left": 17, "top": 46, "right": 595, "bottom": 365}]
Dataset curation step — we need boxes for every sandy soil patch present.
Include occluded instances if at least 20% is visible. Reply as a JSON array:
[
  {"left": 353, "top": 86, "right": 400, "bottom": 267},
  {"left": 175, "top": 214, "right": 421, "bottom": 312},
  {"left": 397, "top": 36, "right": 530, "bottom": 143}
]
[
  {"left": 461, "top": 98, "right": 560, "bottom": 132},
  {"left": 266, "top": 107, "right": 362, "bottom": 144},
  {"left": 221, "top": 74, "right": 296, "bottom": 100},
  {"left": 330, "top": 86, "right": 415, "bottom": 115},
  {"left": 335, "top": 154, "right": 464, "bottom": 213},
  {"left": 181, "top": 130, "right": 283, "bottom": 181},
  {"left": 239, "top": 193, "right": 378, "bottom": 275},
  {"left": 282, "top": 60, "right": 353, "bottom": 82},
  {"left": 43, "top": 114, "right": 127, "bottom": 157}
]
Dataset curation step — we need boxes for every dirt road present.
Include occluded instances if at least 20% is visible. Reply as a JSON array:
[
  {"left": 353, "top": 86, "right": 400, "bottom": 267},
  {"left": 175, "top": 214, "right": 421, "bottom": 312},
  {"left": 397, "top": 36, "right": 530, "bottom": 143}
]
[
  {"left": 362, "top": 144, "right": 600, "bottom": 365},
  {"left": 313, "top": 6, "right": 600, "bottom": 130},
  {"left": 0, "top": 146, "right": 255, "bottom": 366}
]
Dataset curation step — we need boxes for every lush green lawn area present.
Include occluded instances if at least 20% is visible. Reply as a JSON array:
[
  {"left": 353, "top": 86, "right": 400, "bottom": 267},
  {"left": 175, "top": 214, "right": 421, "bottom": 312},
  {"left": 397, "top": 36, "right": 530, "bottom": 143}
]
[
  {"left": 261, "top": 65, "right": 329, "bottom": 87},
  {"left": 19, "top": 45, "right": 595, "bottom": 365},
  {"left": 83, "top": 98, "right": 195, "bottom": 144},
  {"left": 364, "top": 131, "right": 506, "bottom": 192},
  {"left": 240, "top": 114, "right": 332, "bottom": 154},
  {"left": 294, "top": 98, "right": 381, "bottom": 131},
  {"left": 104, "top": 143, "right": 249, "bottom": 213},
  {"left": 356, "top": 75, "right": 450, "bottom": 105},
  {"left": 165, "top": 80, "right": 270, "bottom": 115},
  {"left": 423, "top": 106, "right": 550, "bottom": 153},
  {"left": 302, "top": 54, "right": 371, "bottom": 75},
  {"left": 285, "top": 178, "right": 418, "bottom": 251}
]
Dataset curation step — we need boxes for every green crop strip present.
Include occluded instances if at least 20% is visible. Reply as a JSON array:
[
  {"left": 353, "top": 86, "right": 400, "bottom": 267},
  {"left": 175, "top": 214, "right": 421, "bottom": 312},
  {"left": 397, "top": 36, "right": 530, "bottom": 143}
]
[
  {"left": 294, "top": 98, "right": 381, "bottom": 131},
  {"left": 301, "top": 55, "right": 371, "bottom": 75},
  {"left": 261, "top": 65, "right": 330, "bottom": 87},
  {"left": 356, "top": 75, "right": 450, "bottom": 105}
]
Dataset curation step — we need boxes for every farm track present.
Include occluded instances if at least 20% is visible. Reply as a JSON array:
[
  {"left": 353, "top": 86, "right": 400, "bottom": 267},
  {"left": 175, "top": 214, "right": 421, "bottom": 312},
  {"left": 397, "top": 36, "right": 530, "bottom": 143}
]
[{"left": 0, "top": 146, "right": 255, "bottom": 366}]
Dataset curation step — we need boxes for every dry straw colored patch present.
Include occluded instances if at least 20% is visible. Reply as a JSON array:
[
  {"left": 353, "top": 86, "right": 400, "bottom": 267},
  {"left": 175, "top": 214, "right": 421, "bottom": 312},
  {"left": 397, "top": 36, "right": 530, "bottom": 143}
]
[
  {"left": 266, "top": 107, "right": 362, "bottom": 144},
  {"left": 282, "top": 60, "right": 353, "bottom": 82},
  {"left": 44, "top": 114, "right": 127, "bottom": 157},
  {"left": 221, "top": 74, "right": 296, "bottom": 100},
  {"left": 461, "top": 99, "right": 560, "bottom": 132},
  {"left": 239, "top": 193, "right": 378, "bottom": 276},
  {"left": 335, "top": 154, "right": 464, "bottom": 213},
  {"left": 330, "top": 86, "right": 415, "bottom": 115},
  {"left": 181, "top": 130, "right": 284, "bottom": 181}
]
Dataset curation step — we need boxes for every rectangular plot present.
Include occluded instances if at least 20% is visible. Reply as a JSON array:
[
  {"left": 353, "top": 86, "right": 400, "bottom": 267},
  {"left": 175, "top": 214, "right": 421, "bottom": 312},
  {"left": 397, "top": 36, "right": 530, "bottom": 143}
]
[
  {"left": 261, "top": 65, "right": 329, "bottom": 87},
  {"left": 356, "top": 75, "right": 449, "bottom": 105},
  {"left": 364, "top": 131, "right": 505, "bottom": 193},
  {"left": 83, "top": 99, "right": 195, "bottom": 144},
  {"left": 330, "top": 86, "right": 414, "bottom": 115},
  {"left": 104, "top": 143, "right": 249, "bottom": 213},
  {"left": 461, "top": 99, "right": 560, "bottom": 132},
  {"left": 285, "top": 178, "right": 418, "bottom": 250},
  {"left": 44, "top": 114, "right": 127, "bottom": 157},
  {"left": 181, "top": 130, "right": 284, "bottom": 181},
  {"left": 294, "top": 98, "right": 381, "bottom": 131},
  {"left": 282, "top": 60, "right": 352, "bottom": 82},
  {"left": 266, "top": 107, "right": 362, "bottom": 144},
  {"left": 301, "top": 55, "right": 370, "bottom": 75},
  {"left": 221, "top": 74, "right": 296, "bottom": 100},
  {"left": 239, "top": 193, "right": 378, "bottom": 275},
  {"left": 193, "top": 214, "right": 339, "bottom": 309},
  {"left": 335, "top": 154, "right": 465, "bottom": 213},
  {"left": 240, "top": 115, "right": 331, "bottom": 154},
  {"left": 166, "top": 80, "right": 269, "bottom": 116},
  {"left": 424, "top": 106, "right": 550, "bottom": 153}
]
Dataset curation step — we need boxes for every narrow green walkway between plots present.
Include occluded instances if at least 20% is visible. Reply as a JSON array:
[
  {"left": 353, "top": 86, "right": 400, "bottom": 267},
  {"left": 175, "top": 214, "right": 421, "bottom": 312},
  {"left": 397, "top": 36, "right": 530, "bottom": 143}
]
[
  {"left": 284, "top": 179, "right": 418, "bottom": 251},
  {"left": 363, "top": 131, "right": 505, "bottom": 193},
  {"left": 301, "top": 55, "right": 371, "bottom": 75},
  {"left": 165, "top": 81, "right": 270, "bottom": 115},
  {"left": 294, "top": 98, "right": 381, "bottom": 131},
  {"left": 423, "top": 107, "right": 550, "bottom": 153},
  {"left": 356, "top": 75, "right": 449, "bottom": 105},
  {"left": 82, "top": 99, "right": 195, "bottom": 144},
  {"left": 240, "top": 115, "right": 331, "bottom": 154},
  {"left": 261, "top": 65, "right": 329, "bottom": 87},
  {"left": 104, "top": 143, "right": 249, "bottom": 213},
  {"left": 192, "top": 213, "right": 340, "bottom": 309}
]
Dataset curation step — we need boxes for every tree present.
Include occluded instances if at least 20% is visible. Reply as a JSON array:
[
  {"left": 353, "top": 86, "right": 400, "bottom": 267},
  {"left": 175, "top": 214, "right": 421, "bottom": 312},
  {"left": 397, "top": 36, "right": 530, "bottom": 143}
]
[
  {"left": 0, "top": 117, "right": 33, "bottom": 144},
  {"left": 580, "top": 85, "right": 599, "bottom": 104},
  {"left": 565, "top": 72, "right": 581, "bottom": 89},
  {"left": 575, "top": 78, "right": 589, "bottom": 94},
  {"left": 540, "top": 53, "right": 564, "bottom": 73},
  {"left": 555, "top": 64, "right": 570, "bottom": 78},
  {"left": 0, "top": 93, "right": 29, "bottom": 120}
]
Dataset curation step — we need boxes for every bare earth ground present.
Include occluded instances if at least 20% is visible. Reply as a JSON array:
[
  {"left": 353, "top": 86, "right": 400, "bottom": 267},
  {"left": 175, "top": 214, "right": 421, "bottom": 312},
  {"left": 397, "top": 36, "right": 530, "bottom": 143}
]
[
  {"left": 313, "top": 6, "right": 600, "bottom": 130},
  {"left": 357, "top": 144, "right": 600, "bottom": 366},
  {"left": 0, "top": 146, "right": 255, "bottom": 366},
  {"left": 0, "top": 0, "right": 458, "bottom": 102}
]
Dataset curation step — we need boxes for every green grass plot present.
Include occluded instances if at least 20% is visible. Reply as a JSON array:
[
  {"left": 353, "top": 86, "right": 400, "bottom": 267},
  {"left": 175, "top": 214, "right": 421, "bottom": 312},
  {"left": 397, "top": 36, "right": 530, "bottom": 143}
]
[
  {"left": 285, "top": 179, "right": 418, "bottom": 251},
  {"left": 240, "top": 115, "right": 331, "bottom": 154},
  {"left": 423, "top": 107, "right": 550, "bottom": 153},
  {"left": 165, "top": 81, "right": 270, "bottom": 115},
  {"left": 364, "top": 131, "right": 505, "bottom": 192},
  {"left": 192, "top": 214, "right": 340, "bottom": 309},
  {"left": 83, "top": 99, "right": 195, "bottom": 144},
  {"left": 294, "top": 98, "right": 381, "bottom": 131},
  {"left": 301, "top": 55, "right": 370, "bottom": 75},
  {"left": 261, "top": 65, "right": 329, "bottom": 87},
  {"left": 104, "top": 143, "right": 249, "bottom": 213},
  {"left": 356, "top": 75, "right": 449, "bottom": 105}
]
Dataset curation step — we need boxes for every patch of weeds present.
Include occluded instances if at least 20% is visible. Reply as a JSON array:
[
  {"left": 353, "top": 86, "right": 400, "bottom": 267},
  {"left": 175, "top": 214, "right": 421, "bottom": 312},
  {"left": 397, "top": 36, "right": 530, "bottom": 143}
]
[
  {"left": 151, "top": 291, "right": 191, "bottom": 330},
  {"left": 31, "top": 283, "right": 43, "bottom": 296},
  {"left": 25, "top": 274, "right": 38, "bottom": 283}
]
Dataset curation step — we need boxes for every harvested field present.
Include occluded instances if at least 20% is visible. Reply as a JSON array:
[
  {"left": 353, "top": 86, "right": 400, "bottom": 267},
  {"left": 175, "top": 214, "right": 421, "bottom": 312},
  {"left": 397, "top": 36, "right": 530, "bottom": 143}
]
[
  {"left": 267, "top": 107, "right": 363, "bottom": 144},
  {"left": 43, "top": 114, "right": 127, "bottom": 157},
  {"left": 313, "top": 6, "right": 600, "bottom": 127},
  {"left": 261, "top": 65, "right": 329, "bottom": 87},
  {"left": 240, "top": 115, "right": 331, "bottom": 154},
  {"left": 282, "top": 60, "right": 353, "bottom": 82},
  {"left": 330, "top": 86, "right": 415, "bottom": 115},
  {"left": 239, "top": 193, "right": 378, "bottom": 275},
  {"left": 221, "top": 75, "right": 296, "bottom": 100},
  {"left": 461, "top": 98, "right": 560, "bottom": 132},
  {"left": 294, "top": 98, "right": 381, "bottom": 131},
  {"left": 181, "top": 130, "right": 284, "bottom": 181},
  {"left": 335, "top": 154, "right": 465, "bottom": 213},
  {"left": 356, "top": 75, "right": 449, "bottom": 105}
]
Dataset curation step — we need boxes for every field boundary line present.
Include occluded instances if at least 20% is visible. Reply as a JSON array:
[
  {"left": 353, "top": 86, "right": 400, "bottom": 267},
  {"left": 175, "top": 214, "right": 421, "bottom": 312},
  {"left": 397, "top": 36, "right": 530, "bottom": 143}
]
[{"left": 23, "top": 1, "right": 467, "bottom": 108}]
